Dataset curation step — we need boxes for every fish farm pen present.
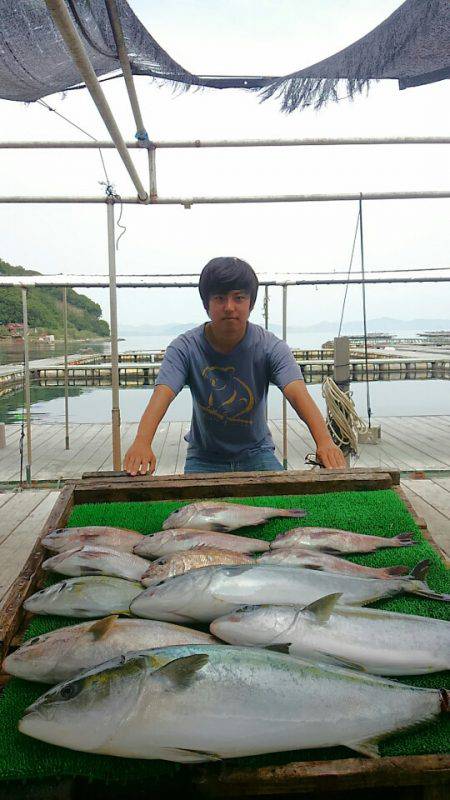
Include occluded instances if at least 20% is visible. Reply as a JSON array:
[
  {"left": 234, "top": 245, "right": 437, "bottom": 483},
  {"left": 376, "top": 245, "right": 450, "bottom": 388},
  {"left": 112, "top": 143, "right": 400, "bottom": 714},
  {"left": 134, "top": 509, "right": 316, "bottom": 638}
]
[{"left": 0, "top": 469, "right": 449, "bottom": 799}]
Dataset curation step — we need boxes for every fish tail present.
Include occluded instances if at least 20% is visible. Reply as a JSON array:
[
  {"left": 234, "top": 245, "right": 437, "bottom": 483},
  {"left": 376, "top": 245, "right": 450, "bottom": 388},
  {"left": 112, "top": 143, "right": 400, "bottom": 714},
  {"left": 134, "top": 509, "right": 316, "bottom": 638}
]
[
  {"left": 410, "top": 585, "right": 450, "bottom": 602},
  {"left": 392, "top": 532, "right": 415, "bottom": 546},
  {"left": 440, "top": 689, "right": 449, "bottom": 712},
  {"left": 280, "top": 509, "right": 308, "bottom": 518},
  {"left": 384, "top": 565, "right": 410, "bottom": 576},
  {"left": 410, "top": 559, "right": 431, "bottom": 581}
]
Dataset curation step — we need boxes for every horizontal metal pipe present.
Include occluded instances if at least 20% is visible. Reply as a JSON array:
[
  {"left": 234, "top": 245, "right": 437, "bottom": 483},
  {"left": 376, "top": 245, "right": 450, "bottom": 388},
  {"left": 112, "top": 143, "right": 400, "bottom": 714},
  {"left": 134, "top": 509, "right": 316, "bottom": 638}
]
[
  {"left": 1, "top": 137, "right": 449, "bottom": 149},
  {"left": 1, "top": 276, "right": 450, "bottom": 288},
  {"left": 0, "top": 191, "right": 448, "bottom": 204}
]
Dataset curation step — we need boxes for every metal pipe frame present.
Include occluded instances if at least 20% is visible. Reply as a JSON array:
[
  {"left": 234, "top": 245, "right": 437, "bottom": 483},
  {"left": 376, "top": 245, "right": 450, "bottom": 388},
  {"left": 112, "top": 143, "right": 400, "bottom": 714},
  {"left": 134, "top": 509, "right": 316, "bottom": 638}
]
[
  {"left": 104, "top": 0, "right": 157, "bottom": 199},
  {"left": 1, "top": 137, "right": 449, "bottom": 149},
  {"left": 282, "top": 284, "right": 288, "bottom": 470},
  {"left": 63, "top": 287, "right": 70, "bottom": 450},
  {"left": 44, "top": 0, "right": 148, "bottom": 201},
  {"left": 0, "top": 190, "right": 449, "bottom": 205},
  {"left": 1, "top": 275, "right": 450, "bottom": 289},
  {"left": 106, "top": 201, "right": 122, "bottom": 470},
  {"left": 21, "top": 288, "right": 32, "bottom": 484}
]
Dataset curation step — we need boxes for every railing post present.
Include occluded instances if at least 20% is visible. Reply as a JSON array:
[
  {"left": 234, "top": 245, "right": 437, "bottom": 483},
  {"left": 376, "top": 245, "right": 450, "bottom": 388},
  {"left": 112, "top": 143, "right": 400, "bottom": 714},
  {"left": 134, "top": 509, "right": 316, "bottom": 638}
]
[
  {"left": 21, "top": 287, "right": 32, "bottom": 484},
  {"left": 107, "top": 201, "right": 122, "bottom": 470}
]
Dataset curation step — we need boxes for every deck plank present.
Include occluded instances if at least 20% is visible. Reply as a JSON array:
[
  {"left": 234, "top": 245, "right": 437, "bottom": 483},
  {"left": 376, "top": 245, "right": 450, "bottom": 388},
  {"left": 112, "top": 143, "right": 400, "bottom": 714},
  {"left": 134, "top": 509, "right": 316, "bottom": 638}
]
[
  {"left": 0, "top": 491, "right": 59, "bottom": 606},
  {"left": 401, "top": 479, "right": 450, "bottom": 557}
]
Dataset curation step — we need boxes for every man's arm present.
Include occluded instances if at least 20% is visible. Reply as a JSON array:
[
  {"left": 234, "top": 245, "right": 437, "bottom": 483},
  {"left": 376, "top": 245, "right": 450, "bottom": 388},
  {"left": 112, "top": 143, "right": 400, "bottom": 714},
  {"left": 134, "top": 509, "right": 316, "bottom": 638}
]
[
  {"left": 282, "top": 380, "right": 346, "bottom": 468},
  {"left": 123, "top": 384, "right": 175, "bottom": 476}
]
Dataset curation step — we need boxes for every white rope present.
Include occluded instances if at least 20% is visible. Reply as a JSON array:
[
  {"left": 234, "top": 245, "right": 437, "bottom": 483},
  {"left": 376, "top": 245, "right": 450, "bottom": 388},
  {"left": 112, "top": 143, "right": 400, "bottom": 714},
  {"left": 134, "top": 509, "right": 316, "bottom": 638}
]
[{"left": 322, "top": 377, "right": 368, "bottom": 453}]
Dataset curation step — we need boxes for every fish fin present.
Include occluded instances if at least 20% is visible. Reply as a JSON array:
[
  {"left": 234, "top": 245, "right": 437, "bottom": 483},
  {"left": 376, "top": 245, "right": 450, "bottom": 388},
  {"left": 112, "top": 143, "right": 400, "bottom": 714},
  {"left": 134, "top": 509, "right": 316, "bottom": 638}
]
[
  {"left": 313, "top": 650, "right": 367, "bottom": 672},
  {"left": 345, "top": 739, "right": 380, "bottom": 758},
  {"left": 394, "top": 532, "right": 415, "bottom": 547},
  {"left": 265, "top": 643, "right": 291, "bottom": 654},
  {"left": 208, "top": 523, "right": 231, "bottom": 532},
  {"left": 409, "top": 559, "right": 430, "bottom": 581},
  {"left": 410, "top": 587, "right": 450, "bottom": 602},
  {"left": 80, "top": 566, "right": 104, "bottom": 576},
  {"left": 282, "top": 509, "right": 308, "bottom": 518},
  {"left": 303, "top": 593, "right": 342, "bottom": 624},
  {"left": 152, "top": 654, "right": 209, "bottom": 689},
  {"left": 385, "top": 565, "right": 410, "bottom": 576},
  {"left": 159, "top": 747, "right": 221, "bottom": 763},
  {"left": 89, "top": 615, "right": 119, "bottom": 640}
]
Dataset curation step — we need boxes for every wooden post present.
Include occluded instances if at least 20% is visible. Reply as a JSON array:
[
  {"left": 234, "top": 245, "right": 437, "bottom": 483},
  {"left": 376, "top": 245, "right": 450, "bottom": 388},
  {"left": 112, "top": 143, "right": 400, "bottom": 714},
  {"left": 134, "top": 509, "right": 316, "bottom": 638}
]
[
  {"left": 333, "top": 336, "right": 350, "bottom": 393},
  {"left": 0, "top": 423, "right": 5, "bottom": 449}
]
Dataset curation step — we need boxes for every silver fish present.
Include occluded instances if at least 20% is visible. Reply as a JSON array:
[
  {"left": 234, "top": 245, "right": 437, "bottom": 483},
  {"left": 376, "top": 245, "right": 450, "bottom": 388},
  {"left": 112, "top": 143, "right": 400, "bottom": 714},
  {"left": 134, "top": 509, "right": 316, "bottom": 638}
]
[
  {"left": 42, "top": 526, "right": 144, "bottom": 554},
  {"left": 23, "top": 577, "right": 143, "bottom": 618},
  {"left": 42, "top": 546, "right": 149, "bottom": 582},
  {"left": 211, "top": 594, "right": 450, "bottom": 675},
  {"left": 134, "top": 529, "right": 269, "bottom": 558},
  {"left": 3, "top": 616, "right": 218, "bottom": 683},
  {"left": 130, "top": 562, "right": 448, "bottom": 624},
  {"left": 141, "top": 547, "right": 254, "bottom": 587},
  {"left": 272, "top": 527, "right": 415, "bottom": 554},
  {"left": 257, "top": 548, "right": 410, "bottom": 579},
  {"left": 163, "top": 501, "right": 307, "bottom": 532},
  {"left": 19, "top": 644, "right": 448, "bottom": 761}
]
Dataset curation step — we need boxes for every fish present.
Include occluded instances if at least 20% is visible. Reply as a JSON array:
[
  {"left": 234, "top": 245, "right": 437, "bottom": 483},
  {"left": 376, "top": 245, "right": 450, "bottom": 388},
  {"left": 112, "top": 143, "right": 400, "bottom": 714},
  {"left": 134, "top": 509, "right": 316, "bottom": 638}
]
[
  {"left": 42, "top": 546, "right": 150, "bottom": 582},
  {"left": 130, "top": 561, "right": 449, "bottom": 624},
  {"left": 134, "top": 529, "right": 269, "bottom": 558},
  {"left": 3, "top": 616, "right": 219, "bottom": 683},
  {"left": 19, "top": 644, "right": 449, "bottom": 762},
  {"left": 162, "top": 501, "right": 307, "bottom": 532},
  {"left": 271, "top": 527, "right": 415, "bottom": 554},
  {"left": 140, "top": 547, "right": 254, "bottom": 587},
  {"left": 42, "top": 526, "right": 145, "bottom": 554},
  {"left": 211, "top": 594, "right": 450, "bottom": 676},
  {"left": 257, "top": 548, "right": 410, "bottom": 579},
  {"left": 23, "top": 577, "right": 143, "bottom": 618}
]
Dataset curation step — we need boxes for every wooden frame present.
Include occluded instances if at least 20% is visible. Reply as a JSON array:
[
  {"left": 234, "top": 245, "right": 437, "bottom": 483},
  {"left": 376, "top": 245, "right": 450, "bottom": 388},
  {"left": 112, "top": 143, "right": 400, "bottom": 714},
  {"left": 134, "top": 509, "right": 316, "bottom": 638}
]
[{"left": 1, "top": 467, "right": 449, "bottom": 797}]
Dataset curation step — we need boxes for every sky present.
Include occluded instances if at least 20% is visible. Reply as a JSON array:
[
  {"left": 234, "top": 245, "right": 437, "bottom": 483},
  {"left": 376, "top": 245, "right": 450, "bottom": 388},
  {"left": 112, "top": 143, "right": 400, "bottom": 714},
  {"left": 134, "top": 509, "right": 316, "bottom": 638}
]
[{"left": 0, "top": 0, "right": 449, "bottom": 332}]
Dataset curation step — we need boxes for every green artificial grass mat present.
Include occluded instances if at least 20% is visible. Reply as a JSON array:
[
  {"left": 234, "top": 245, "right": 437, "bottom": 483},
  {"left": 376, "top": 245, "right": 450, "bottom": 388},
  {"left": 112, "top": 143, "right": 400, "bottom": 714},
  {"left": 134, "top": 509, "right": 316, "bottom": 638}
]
[{"left": 0, "top": 489, "right": 449, "bottom": 784}]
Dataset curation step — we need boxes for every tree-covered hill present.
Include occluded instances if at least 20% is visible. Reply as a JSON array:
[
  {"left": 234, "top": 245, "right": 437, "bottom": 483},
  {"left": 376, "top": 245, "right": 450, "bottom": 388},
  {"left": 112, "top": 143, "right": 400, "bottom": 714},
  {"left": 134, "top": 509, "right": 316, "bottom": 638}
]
[{"left": 0, "top": 259, "right": 110, "bottom": 339}]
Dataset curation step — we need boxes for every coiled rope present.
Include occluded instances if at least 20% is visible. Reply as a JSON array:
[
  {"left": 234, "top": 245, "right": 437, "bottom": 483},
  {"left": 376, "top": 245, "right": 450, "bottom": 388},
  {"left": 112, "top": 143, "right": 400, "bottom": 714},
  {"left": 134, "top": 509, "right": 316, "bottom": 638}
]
[{"left": 322, "top": 377, "right": 368, "bottom": 454}]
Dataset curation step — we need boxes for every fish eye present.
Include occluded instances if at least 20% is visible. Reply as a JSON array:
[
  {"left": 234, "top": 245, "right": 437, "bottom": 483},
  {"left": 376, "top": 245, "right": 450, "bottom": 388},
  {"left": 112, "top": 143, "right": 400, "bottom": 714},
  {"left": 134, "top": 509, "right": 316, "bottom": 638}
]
[{"left": 58, "top": 681, "right": 82, "bottom": 701}]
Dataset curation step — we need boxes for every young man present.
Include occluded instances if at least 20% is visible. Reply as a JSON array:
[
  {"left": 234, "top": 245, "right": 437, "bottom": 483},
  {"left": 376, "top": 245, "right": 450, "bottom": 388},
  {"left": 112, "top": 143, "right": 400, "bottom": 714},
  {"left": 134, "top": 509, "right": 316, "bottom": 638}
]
[{"left": 124, "top": 257, "right": 346, "bottom": 475}]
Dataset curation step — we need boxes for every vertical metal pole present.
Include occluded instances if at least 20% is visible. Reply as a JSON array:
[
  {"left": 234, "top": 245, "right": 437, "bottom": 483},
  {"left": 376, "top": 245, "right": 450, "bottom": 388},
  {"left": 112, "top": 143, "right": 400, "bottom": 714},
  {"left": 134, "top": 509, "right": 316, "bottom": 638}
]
[
  {"left": 63, "top": 287, "right": 70, "bottom": 449},
  {"left": 359, "top": 194, "right": 372, "bottom": 428},
  {"left": 107, "top": 201, "right": 122, "bottom": 469},
  {"left": 264, "top": 285, "right": 269, "bottom": 420},
  {"left": 21, "top": 287, "right": 32, "bottom": 484},
  {"left": 264, "top": 285, "right": 269, "bottom": 330},
  {"left": 282, "top": 284, "right": 288, "bottom": 470}
]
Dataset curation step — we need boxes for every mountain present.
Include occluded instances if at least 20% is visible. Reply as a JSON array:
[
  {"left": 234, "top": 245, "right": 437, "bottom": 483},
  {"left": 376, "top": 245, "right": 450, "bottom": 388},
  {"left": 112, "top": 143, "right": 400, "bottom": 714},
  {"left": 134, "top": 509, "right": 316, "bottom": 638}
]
[
  {"left": 120, "top": 318, "right": 450, "bottom": 336},
  {"left": 0, "top": 259, "right": 110, "bottom": 339}
]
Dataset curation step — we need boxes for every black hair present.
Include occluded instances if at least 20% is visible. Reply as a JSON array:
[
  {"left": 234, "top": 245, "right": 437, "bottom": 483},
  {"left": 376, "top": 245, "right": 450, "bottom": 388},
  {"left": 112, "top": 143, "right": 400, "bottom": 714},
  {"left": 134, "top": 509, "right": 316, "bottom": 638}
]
[{"left": 198, "top": 257, "right": 259, "bottom": 311}]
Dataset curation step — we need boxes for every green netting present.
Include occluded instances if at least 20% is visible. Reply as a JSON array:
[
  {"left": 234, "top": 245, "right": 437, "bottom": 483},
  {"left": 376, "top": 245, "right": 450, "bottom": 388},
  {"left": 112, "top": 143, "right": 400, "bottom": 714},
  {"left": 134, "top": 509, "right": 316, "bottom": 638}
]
[{"left": 0, "top": 489, "right": 449, "bottom": 783}]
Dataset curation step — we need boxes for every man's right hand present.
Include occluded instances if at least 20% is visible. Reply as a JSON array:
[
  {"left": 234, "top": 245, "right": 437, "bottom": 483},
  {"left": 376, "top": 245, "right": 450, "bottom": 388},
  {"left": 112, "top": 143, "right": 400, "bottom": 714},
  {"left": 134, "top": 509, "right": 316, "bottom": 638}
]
[{"left": 123, "top": 436, "right": 156, "bottom": 476}]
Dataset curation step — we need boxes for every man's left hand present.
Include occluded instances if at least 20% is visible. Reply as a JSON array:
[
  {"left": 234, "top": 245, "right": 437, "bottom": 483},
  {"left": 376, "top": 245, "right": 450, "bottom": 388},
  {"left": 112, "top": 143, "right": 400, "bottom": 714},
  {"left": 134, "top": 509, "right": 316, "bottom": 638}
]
[{"left": 316, "top": 439, "right": 347, "bottom": 468}]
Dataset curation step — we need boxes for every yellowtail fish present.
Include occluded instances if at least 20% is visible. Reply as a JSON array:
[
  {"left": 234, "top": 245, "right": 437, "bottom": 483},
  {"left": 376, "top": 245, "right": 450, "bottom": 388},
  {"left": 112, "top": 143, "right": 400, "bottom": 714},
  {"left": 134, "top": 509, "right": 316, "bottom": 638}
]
[
  {"left": 23, "top": 577, "right": 143, "bottom": 618},
  {"left": 211, "top": 595, "right": 450, "bottom": 676},
  {"left": 19, "top": 644, "right": 449, "bottom": 761},
  {"left": 3, "top": 616, "right": 218, "bottom": 683},
  {"left": 163, "top": 501, "right": 307, "bottom": 532}
]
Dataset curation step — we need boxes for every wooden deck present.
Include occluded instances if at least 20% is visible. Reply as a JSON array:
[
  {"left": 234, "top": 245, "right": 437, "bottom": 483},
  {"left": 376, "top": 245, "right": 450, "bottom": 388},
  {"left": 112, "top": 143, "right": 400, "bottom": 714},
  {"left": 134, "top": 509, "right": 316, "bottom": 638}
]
[
  {"left": 1, "top": 416, "right": 450, "bottom": 483},
  {"left": 0, "top": 490, "right": 59, "bottom": 616}
]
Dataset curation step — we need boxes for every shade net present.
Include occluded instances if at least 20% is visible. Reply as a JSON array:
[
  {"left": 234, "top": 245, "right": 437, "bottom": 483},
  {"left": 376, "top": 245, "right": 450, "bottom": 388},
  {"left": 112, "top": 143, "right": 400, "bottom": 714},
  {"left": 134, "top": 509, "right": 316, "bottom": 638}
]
[{"left": 0, "top": 1, "right": 448, "bottom": 107}]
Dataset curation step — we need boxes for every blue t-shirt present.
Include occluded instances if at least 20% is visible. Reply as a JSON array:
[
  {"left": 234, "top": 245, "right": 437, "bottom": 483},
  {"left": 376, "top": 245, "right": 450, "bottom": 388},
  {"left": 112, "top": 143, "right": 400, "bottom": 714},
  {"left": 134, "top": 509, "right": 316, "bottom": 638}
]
[{"left": 155, "top": 322, "right": 303, "bottom": 460}]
